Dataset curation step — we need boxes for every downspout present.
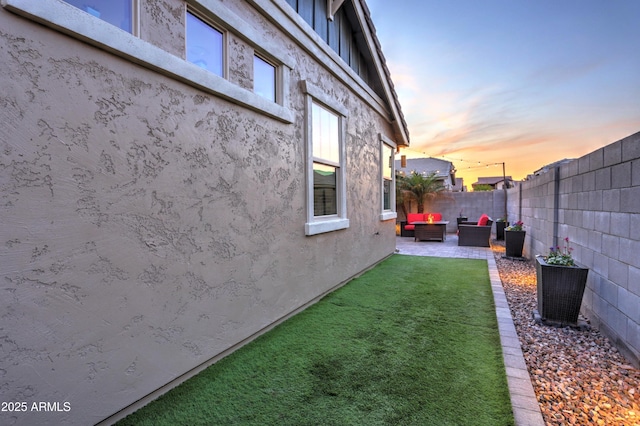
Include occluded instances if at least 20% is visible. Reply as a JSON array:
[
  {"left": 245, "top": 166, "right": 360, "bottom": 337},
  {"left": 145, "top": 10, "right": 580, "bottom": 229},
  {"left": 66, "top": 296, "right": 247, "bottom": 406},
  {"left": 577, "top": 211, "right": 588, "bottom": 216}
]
[
  {"left": 518, "top": 181, "right": 522, "bottom": 222},
  {"left": 502, "top": 162, "right": 507, "bottom": 220}
]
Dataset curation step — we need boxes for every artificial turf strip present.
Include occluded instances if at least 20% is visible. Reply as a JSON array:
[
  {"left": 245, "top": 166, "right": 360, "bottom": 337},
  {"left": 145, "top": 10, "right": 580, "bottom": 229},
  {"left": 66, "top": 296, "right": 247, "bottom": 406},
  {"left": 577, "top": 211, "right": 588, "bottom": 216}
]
[{"left": 118, "top": 255, "right": 514, "bottom": 426}]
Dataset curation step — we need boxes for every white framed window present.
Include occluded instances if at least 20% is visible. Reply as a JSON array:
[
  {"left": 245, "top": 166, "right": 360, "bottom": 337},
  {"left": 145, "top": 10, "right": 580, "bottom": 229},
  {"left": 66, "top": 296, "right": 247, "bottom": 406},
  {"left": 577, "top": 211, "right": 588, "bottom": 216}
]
[
  {"left": 254, "top": 55, "right": 276, "bottom": 102},
  {"left": 380, "top": 134, "right": 397, "bottom": 221},
  {"left": 303, "top": 81, "right": 348, "bottom": 235},
  {"left": 186, "top": 11, "right": 224, "bottom": 77},
  {"left": 62, "top": 0, "right": 138, "bottom": 35},
  {"left": 312, "top": 104, "right": 339, "bottom": 216}
]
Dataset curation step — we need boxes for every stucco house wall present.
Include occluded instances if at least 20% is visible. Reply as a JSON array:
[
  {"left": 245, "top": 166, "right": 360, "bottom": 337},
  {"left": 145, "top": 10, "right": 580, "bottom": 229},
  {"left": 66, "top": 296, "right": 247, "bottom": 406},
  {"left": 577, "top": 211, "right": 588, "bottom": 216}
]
[
  {"left": 506, "top": 131, "right": 640, "bottom": 367},
  {"left": 0, "top": 1, "right": 406, "bottom": 424}
]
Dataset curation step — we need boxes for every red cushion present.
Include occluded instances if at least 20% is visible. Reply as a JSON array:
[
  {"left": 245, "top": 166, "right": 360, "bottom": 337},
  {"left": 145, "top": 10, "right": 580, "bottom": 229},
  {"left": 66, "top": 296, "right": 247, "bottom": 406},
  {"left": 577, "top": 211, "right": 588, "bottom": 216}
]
[
  {"left": 405, "top": 224, "right": 415, "bottom": 231},
  {"left": 478, "top": 214, "right": 489, "bottom": 226},
  {"left": 430, "top": 213, "right": 442, "bottom": 222},
  {"left": 407, "top": 213, "right": 424, "bottom": 224}
]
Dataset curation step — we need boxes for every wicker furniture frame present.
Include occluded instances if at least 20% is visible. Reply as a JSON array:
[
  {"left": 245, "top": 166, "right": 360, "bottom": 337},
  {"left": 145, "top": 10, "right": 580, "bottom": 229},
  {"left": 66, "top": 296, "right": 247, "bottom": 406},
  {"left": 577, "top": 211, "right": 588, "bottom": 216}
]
[
  {"left": 457, "top": 219, "right": 493, "bottom": 247},
  {"left": 399, "top": 221, "right": 414, "bottom": 237}
]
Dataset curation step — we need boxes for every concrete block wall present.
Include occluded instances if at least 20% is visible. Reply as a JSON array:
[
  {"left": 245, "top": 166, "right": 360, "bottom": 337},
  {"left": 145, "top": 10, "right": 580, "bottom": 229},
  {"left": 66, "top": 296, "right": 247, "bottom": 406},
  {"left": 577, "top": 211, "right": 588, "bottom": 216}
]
[
  {"left": 508, "top": 168, "right": 557, "bottom": 259},
  {"left": 507, "top": 131, "right": 640, "bottom": 366}
]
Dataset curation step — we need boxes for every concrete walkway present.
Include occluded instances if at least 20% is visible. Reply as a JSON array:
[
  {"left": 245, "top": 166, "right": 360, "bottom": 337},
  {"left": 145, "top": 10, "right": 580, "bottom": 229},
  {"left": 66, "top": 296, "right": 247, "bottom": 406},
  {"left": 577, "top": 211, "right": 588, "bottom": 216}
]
[{"left": 395, "top": 235, "right": 545, "bottom": 426}]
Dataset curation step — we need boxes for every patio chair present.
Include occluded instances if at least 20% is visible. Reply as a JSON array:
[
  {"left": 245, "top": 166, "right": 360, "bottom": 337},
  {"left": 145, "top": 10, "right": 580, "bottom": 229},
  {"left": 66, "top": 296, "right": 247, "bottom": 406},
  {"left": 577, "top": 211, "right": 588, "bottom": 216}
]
[{"left": 457, "top": 215, "right": 493, "bottom": 247}]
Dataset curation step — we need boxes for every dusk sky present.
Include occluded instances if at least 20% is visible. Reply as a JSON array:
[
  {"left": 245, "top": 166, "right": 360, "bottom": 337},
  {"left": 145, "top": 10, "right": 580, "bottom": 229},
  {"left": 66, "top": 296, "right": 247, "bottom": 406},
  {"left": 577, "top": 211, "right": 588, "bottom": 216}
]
[{"left": 366, "top": 0, "right": 640, "bottom": 188}]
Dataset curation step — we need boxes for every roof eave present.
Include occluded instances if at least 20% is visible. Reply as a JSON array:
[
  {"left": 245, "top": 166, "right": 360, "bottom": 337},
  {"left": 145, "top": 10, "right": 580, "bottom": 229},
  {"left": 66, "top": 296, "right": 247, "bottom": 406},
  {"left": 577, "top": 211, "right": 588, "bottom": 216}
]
[{"left": 355, "top": 0, "right": 410, "bottom": 146}]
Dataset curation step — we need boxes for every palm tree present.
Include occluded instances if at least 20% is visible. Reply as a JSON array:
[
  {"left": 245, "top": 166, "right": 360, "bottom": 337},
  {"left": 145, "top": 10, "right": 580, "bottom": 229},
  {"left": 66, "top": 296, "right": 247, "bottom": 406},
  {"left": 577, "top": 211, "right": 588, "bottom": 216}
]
[
  {"left": 397, "top": 171, "right": 446, "bottom": 213},
  {"left": 395, "top": 173, "right": 409, "bottom": 219}
]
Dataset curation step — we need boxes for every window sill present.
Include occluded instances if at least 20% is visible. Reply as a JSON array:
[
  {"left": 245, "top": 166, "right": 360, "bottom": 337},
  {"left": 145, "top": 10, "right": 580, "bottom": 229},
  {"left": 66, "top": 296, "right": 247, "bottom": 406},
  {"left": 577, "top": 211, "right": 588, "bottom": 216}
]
[
  {"left": 379, "top": 212, "right": 397, "bottom": 221},
  {"left": 305, "top": 218, "right": 349, "bottom": 236},
  {"left": 2, "top": 0, "right": 294, "bottom": 124}
]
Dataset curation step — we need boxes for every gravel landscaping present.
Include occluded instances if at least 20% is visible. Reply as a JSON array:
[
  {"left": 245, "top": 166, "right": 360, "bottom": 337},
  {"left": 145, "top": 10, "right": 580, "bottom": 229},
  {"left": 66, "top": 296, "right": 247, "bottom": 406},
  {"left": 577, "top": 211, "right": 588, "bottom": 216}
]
[{"left": 491, "top": 240, "right": 640, "bottom": 425}]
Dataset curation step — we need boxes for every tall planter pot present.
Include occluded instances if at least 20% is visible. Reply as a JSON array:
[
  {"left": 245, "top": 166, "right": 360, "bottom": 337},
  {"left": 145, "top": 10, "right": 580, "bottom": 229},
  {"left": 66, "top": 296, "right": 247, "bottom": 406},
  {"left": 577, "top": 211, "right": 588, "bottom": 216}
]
[
  {"left": 504, "top": 230, "right": 525, "bottom": 257},
  {"left": 535, "top": 256, "right": 589, "bottom": 327},
  {"left": 496, "top": 221, "right": 508, "bottom": 240}
]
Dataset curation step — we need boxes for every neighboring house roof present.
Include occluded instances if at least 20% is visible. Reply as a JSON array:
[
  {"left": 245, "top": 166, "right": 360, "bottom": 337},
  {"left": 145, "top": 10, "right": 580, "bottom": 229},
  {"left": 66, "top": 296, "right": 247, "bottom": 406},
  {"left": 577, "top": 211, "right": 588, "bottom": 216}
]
[
  {"left": 531, "top": 158, "right": 574, "bottom": 176},
  {"left": 395, "top": 157, "right": 454, "bottom": 180},
  {"left": 473, "top": 176, "right": 513, "bottom": 186}
]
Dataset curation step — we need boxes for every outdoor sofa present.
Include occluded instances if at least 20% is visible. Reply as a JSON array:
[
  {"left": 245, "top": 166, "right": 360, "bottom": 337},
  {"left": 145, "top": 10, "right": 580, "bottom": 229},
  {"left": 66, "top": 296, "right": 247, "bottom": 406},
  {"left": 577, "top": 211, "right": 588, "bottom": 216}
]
[{"left": 457, "top": 214, "right": 493, "bottom": 247}]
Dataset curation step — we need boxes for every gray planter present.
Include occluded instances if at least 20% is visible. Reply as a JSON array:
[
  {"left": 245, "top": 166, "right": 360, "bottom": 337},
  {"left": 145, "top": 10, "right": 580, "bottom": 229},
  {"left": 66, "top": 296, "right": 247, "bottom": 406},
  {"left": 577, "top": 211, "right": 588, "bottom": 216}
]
[
  {"left": 535, "top": 256, "right": 589, "bottom": 327},
  {"left": 504, "top": 230, "right": 525, "bottom": 257}
]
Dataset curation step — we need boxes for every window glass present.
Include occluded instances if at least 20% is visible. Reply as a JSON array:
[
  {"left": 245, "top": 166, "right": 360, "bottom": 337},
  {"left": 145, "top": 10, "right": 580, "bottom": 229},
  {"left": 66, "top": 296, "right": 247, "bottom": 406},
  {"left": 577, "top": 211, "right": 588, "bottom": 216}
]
[
  {"left": 313, "top": 163, "right": 337, "bottom": 216},
  {"left": 383, "top": 144, "right": 393, "bottom": 180},
  {"left": 63, "top": 0, "right": 133, "bottom": 33},
  {"left": 382, "top": 143, "right": 393, "bottom": 210},
  {"left": 311, "top": 101, "right": 340, "bottom": 217},
  {"left": 312, "top": 103, "right": 339, "bottom": 164},
  {"left": 383, "top": 179, "right": 391, "bottom": 211},
  {"left": 186, "top": 12, "right": 223, "bottom": 76},
  {"left": 254, "top": 55, "right": 276, "bottom": 102}
]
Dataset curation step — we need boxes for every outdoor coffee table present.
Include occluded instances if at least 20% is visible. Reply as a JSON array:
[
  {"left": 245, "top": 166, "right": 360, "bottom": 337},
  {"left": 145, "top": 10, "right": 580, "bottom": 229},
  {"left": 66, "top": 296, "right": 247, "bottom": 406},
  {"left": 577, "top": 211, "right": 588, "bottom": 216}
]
[{"left": 413, "top": 221, "right": 449, "bottom": 242}]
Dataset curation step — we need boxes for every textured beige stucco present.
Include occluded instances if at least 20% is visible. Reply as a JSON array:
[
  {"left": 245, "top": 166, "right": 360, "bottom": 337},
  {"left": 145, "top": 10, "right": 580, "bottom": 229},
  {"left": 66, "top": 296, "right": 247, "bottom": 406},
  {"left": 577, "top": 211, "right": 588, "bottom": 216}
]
[
  {"left": 140, "top": 0, "right": 185, "bottom": 57},
  {"left": 0, "top": 1, "right": 397, "bottom": 424}
]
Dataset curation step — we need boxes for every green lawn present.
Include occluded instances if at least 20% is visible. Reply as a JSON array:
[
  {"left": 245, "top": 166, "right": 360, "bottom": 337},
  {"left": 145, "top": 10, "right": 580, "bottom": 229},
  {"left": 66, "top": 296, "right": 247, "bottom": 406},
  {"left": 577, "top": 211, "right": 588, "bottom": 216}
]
[{"left": 118, "top": 255, "right": 514, "bottom": 425}]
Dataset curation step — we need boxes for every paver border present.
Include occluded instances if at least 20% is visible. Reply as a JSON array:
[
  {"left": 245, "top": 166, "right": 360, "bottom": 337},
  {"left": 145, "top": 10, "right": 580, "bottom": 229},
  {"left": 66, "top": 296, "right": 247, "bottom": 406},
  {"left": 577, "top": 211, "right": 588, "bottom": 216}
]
[{"left": 487, "top": 255, "right": 545, "bottom": 426}]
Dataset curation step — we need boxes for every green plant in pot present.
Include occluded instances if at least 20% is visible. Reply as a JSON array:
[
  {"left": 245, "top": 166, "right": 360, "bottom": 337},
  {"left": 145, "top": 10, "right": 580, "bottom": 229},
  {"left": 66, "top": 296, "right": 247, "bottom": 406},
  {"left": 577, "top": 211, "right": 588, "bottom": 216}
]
[
  {"left": 504, "top": 220, "right": 525, "bottom": 257},
  {"left": 535, "top": 237, "right": 589, "bottom": 327}
]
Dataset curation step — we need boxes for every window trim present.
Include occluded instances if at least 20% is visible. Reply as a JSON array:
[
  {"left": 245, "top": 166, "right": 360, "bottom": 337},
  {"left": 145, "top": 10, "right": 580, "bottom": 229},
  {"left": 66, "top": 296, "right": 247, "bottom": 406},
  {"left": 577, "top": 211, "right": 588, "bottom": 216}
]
[
  {"left": 303, "top": 81, "right": 348, "bottom": 235},
  {"left": 379, "top": 134, "right": 397, "bottom": 221},
  {"left": 2, "top": 0, "right": 294, "bottom": 123}
]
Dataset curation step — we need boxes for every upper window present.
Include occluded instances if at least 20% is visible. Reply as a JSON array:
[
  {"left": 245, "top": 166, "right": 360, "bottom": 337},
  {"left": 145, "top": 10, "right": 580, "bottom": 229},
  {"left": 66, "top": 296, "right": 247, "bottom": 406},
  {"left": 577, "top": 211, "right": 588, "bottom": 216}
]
[
  {"left": 254, "top": 55, "right": 276, "bottom": 102},
  {"left": 6, "top": 0, "right": 293, "bottom": 123},
  {"left": 304, "top": 81, "right": 348, "bottom": 235},
  {"left": 186, "top": 11, "right": 224, "bottom": 76},
  {"left": 62, "top": 0, "right": 135, "bottom": 34}
]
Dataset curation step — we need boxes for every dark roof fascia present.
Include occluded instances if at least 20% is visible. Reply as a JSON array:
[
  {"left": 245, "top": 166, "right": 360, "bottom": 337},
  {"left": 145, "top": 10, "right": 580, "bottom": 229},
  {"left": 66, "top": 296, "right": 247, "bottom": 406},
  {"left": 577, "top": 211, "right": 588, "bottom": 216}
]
[
  {"left": 248, "top": 0, "right": 407, "bottom": 144},
  {"left": 246, "top": 0, "right": 409, "bottom": 146},
  {"left": 356, "top": 0, "right": 409, "bottom": 146}
]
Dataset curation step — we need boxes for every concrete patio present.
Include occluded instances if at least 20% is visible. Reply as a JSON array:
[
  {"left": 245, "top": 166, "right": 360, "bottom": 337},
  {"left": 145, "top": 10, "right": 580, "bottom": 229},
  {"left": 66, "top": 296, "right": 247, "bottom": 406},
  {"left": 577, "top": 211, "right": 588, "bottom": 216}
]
[{"left": 395, "top": 234, "right": 545, "bottom": 426}]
